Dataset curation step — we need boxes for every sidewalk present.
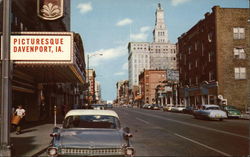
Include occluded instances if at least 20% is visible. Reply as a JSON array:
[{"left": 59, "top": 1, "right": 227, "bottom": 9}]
[{"left": 10, "top": 117, "right": 64, "bottom": 157}]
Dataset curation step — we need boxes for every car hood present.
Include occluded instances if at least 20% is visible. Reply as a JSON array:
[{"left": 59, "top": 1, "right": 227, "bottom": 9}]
[{"left": 57, "top": 129, "right": 126, "bottom": 148}]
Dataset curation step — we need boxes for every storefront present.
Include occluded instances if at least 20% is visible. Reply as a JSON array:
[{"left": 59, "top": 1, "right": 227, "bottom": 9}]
[
  {"left": 179, "top": 81, "right": 218, "bottom": 108},
  {"left": 10, "top": 32, "right": 86, "bottom": 121}
]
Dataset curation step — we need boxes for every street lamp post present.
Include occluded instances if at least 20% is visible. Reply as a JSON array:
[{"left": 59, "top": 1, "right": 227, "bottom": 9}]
[
  {"left": 0, "top": 0, "right": 12, "bottom": 155},
  {"left": 86, "top": 53, "right": 102, "bottom": 106}
]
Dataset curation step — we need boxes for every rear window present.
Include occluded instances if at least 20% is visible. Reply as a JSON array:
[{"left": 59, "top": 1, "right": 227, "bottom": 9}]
[{"left": 63, "top": 115, "right": 120, "bottom": 129}]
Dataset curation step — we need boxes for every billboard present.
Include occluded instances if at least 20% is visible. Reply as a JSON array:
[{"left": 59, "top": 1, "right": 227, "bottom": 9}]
[
  {"left": 167, "top": 69, "right": 179, "bottom": 82},
  {"left": 9, "top": 32, "right": 73, "bottom": 61}
]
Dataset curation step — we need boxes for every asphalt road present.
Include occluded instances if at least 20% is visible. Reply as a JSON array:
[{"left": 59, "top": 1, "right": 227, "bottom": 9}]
[{"left": 114, "top": 107, "right": 250, "bottom": 157}]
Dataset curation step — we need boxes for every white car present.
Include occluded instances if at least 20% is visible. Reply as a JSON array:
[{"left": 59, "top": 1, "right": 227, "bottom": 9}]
[
  {"left": 47, "top": 109, "right": 135, "bottom": 157},
  {"left": 171, "top": 105, "right": 186, "bottom": 112},
  {"left": 193, "top": 104, "right": 227, "bottom": 121}
]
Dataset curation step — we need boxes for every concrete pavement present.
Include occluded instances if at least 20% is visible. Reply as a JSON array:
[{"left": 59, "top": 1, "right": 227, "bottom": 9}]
[{"left": 11, "top": 122, "right": 54, "bottom": 157}]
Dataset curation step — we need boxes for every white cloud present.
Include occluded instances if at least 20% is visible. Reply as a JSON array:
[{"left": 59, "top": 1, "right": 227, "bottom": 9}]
[
  {"left": 77, "top": 2, "right": 93, "bottom": 14},
  {"left": 116, "top": 18, "right": 133, "bottom": 26},
  {"left": 130, "top": 33, "right": 148, "bottom": 41},
  {"left": 114, "top": 72, "right": 125, "bottom": 76},
  {"left": 122, "top": 62, "right": 128, "bottom": 70},
  {"left": 87, "top": 46, "right": 127, "bottom": 67},
  {"left": 130, "top": 26, "right": 150, "bottom": 41},
  {"left": 171, "top": 0, "right": 191, "bottom": 6},
  {"left": 140, "top": 26, "right": 151, "bottom": 32}
]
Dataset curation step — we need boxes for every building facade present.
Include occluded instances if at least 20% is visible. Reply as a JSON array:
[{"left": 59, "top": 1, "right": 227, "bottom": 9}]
[
  {"left": 95, "top": 81, "right": 102, "bottom": 103},
  {"left": 139, "top": 70, "right": 166, "bottom": 105},
  {"left": 178, "top": 6, "right": 249, "bottom": 111},
  {"left": 128, "top": 3, "right": 177, "bottom": 88},
  {"left": 0, "top": 0, "right": 87, "bottom": 121},
  {"left": 116, "top": 80, "right": 129, "bottom": 105}
]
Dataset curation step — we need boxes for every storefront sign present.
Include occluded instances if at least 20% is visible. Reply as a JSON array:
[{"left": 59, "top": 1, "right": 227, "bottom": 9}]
[
  {"left": 37, "top": 0, "right": 64, "bottom": 20},
  {"left": 10, "top": 33, "right": 72, "bottom": 61}
]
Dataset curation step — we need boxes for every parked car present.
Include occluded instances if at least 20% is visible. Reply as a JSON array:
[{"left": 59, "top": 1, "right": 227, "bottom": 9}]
[
  {"left": 171, "top": 105, "right": 186, "bottom": 112},
  {"left": 220, "top": 105, "right": 241, "bottom": 118},
  {"left": 162, "top": 105, "right": 173, "bottom": 111},
  {"left": 142, "top": 104, "right": 153, "bottom": 109},
  {"left": 183, "top": 106, "right": 194, "bottom": 114},
  {"left": 47, "top": 109, "right": 135, "bottom": 157},
  {"left": 193, "top": 104, "right": 227, "bottom": 121},
  {"left": 91, "top": 104, "right": 106, "bottom": 110},
  {"left": 151, "top": 104, "right": 161, "bottom": 110},
  {"left": 106, "top": 103, "right": 113, "bottom": 109}
]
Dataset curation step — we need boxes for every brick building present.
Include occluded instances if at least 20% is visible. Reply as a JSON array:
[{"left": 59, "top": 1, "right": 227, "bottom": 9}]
[
  {"left": 139, "top": 70, "right": 166, "bottom": 105},
  {"left": 178, "top": 6, "right": 249, "bottom": 111}
]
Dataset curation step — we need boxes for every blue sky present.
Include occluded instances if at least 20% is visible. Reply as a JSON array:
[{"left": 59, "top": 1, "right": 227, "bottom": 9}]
[{"left": 71, "top": 0, "right": 248, "bottom": 101}]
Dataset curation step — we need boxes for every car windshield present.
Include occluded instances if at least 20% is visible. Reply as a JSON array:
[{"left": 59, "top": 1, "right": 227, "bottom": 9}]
[{"left": 63, "top": 115, "right": 120, "bottom": 129}]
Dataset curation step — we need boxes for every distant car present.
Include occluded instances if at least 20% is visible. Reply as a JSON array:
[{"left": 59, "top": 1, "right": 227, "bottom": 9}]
[
  {"left": 106, "top": 103, "right": 113, "bottom": 109},
  {"left": 171, "top": 105, "right": 185, "bottom": 112},
  {"left": 47, "top": 109, "right": 135, "bottom": 157},
  {"left": 142, "top": 104, "right": 152, "bottom": 109},
  {"left": 193, "top": 104, "right": 227, "bottom": 121},
  {"left": 162, "top": 105, "right": 173, "bottom": 111},
  {"left": 91, "top": 104, "right": 106, "bottom": 110},
  {"left": 221, "top": 105, "right": 241, "bottom": 118},
  {"left": 151, "top": 104, "right": 161, "bottom": 110},
  {"left": 183, "top": 106, "right": 194, "bottom": 114}
]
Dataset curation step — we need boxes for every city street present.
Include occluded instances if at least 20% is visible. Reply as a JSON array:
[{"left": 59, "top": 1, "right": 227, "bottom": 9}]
[
  {"left": 116, "top": 107, "right": 249, "bottom": 156},
  {"left": 10, "top": 107, "right": 249, "bottom": 157}
]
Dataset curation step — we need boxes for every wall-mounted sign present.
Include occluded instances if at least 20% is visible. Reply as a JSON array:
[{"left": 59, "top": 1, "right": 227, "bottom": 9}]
[
  {"left": 37, "top": 0, "right": 64, "bottom": 20},
  {"left": 9, "top": 32, "right": 73, "bottom": 61},
  {"left": 167, "top": 69, "right": 179, "bottom": 82}
]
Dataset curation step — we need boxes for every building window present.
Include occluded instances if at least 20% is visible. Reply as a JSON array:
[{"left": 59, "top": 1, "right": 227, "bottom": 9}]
[
  {"left": 195, "top": 76, "right": 198, "bottom": 85},
  {"left": 233, "top": 27, "right": 245, "bottom": 39},
  {"left": 235, "top": 67, "right": 246, "bottom": 79},
  {"left": 195, "top": 41, "right": 198, "bottom": 51},
  {"left": 209, "top": 71, "right": 215, "bottom": 81},
  {"left": 189, "top": 63, "right": 192, "bottom": 70},
  {"left": 234, "top": 48, "right": 246, "bottom": 59},
  {"left": 208, "top": 32, "right": 213, "bottom": 42},
  {"left": 189, "top": 78, "right": 192, "bottom": 85},
  {"left": 188, "top": 47, "right": 191, "bottom": 54},
  {"left": 201, "top": 42, "right": 204, "bottom": 56}
]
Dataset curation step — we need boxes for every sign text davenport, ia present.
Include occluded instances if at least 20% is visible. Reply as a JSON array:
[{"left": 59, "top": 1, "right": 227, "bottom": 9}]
[{"left": 9, "top": 32, "right": 73, "bottom": 61}]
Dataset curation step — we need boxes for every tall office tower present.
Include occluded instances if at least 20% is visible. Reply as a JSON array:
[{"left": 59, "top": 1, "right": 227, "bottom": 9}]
[
  {"left": 153, "top": 3, "right": 168, "bottom": 43},
  {"left": 150, "top": 3, "right": 177, "bottom": 71},
  {"left": 128, "top": 3, "right": 177, "bottom": 88}
]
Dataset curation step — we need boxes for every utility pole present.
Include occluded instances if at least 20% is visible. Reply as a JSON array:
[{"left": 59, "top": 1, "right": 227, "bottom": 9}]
[{"left": 0, "top": 0, "right": 12, "bottom": 156}]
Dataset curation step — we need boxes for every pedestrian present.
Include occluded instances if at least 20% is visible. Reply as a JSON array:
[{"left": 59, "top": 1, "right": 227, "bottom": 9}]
[{"left": 14, "top": 105, "right": 26, "bottom": 135}]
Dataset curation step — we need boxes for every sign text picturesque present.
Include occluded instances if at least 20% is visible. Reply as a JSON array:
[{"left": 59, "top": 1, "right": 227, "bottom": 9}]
[{"left": 10, "top": 33, "right": 72, "bottom": 61}]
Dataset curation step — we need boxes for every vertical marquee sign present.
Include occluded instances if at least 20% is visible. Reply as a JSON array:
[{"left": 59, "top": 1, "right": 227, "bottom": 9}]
[{"left": 37, "top": 0, "right": 64, "bottom": 20}]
